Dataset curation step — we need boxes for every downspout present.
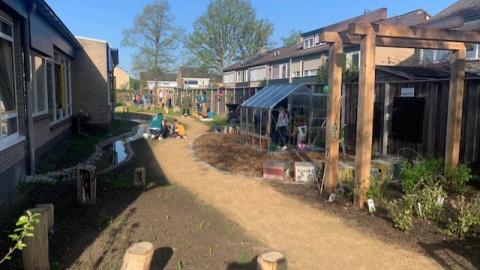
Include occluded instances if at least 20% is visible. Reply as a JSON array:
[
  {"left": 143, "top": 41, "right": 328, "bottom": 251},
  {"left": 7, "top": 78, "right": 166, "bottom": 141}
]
[{"left": 24, "top": 2, "right": 36, "bottom": 175}]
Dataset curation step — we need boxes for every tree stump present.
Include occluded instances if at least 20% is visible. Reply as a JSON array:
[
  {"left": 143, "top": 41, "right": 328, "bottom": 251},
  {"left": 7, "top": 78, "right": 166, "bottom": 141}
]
[
  {"left": 22, "top": 207, "right": 50, "bottom": 270},
  {"left": 121, "top": 241, "right": 154, "bottom": 270},
  {"left": 77, "top": 165, "right": 97, "bottom": 204},
  {"left": 35, "top": 204, "right": 54, "bottom": 231},
  {"left": 134, "top": 167, "right": 146, "bottom": 188},
  {"left": 257, "top": 251, "right": 287, "bottom": 270}
]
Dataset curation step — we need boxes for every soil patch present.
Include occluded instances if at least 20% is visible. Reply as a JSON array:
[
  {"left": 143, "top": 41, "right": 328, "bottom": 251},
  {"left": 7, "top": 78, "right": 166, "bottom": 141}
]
[{"left": 0, "top": 138, "right": 265, "bottom": 269}]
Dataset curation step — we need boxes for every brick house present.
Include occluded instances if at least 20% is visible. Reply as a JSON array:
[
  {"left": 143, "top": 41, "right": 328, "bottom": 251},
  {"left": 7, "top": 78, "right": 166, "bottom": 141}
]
[
  {"left": 72, "top": 37, "right": 119, "bottom": 131},
  {"left": 0, "top": 0, "right": 82, "bottom": 203},
  {"left": 114, "top": 67, "right": 130, "bottom": 90},
  {"left": 223, "top": 9, "right": 429, "bottom": 88},
  {"left": 0, "top": 0, "right": 119, "bottom": 203}
]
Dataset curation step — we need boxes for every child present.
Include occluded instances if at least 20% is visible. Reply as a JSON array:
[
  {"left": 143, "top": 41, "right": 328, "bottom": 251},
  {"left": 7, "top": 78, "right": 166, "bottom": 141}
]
[{"left": 172, "top": 119, "right": 187, "bottom": 139}]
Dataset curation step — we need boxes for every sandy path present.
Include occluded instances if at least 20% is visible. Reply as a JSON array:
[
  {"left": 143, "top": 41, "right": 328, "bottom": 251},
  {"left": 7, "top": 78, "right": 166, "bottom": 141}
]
[{"left": 150, "top": 117, "right": 442, "bottom": 270}]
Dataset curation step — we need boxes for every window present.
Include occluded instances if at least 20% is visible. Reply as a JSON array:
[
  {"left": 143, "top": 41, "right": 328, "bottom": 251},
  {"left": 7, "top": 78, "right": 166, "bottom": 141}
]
[
  {"left": 31, "top": 55, "right": 48, "bottom": 116},
  {"left": 185, "top": 80, "right": 198, "bottom": 85},
  {"left": 249, "top": 67, "right": 266, "bottom": 81},
  {"left": 270, "top": 63, "right": 289, "bottom": 79},
  {"left": 304, "top": 37, "right": 314, "bottom": 49},
  {"left": 303, "top": 69, "right": 317, "bottom": 76},
  {"left": 223, "top": 72, "right": 234, "bottom": 83},
  {"left": 47, "top": 51, "right": 72, "bottom": 124},
  {"left": 292, "top": 71, "right": 301, "bottom": 77},
  {"left": 236, "top": 71, "right": 243, "bottom": 82},
  {"left": 0, "top": 19, "right": 18, "bottom": 144}
]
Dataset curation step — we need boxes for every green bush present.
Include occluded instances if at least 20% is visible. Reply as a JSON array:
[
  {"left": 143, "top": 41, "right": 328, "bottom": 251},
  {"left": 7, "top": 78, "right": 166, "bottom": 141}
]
[
  {"left": 445, "top": 163, "right": 471, "bottom": 194},
  {"left": 386, "top": 196, "right": 414, "bottom": 231},
  {"left": 442, "top": 195, "right": 480, "bottom": 239},
  {"left": 365, "top": 177, "right": 387, "bottom": 202},
  {"left": 413, "top": 183, "right": 446, "bottom": 221},
  {"left": 401, "top": 159, "right": 445, "bottom": 194}
]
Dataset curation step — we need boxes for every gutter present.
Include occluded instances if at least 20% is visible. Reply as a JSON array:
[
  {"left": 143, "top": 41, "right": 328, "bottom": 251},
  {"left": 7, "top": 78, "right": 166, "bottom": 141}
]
[{"left": 23, "top": 1, "right": 36, "bottom": 175}]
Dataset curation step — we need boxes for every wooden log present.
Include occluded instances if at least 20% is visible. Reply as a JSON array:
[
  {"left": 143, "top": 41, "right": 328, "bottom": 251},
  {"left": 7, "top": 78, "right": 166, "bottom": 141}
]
[
  {"left": 121, "top": 242, "right": 154, "bottom": 270},
  {"left": 257, "top": 251, "right": 287, "bottom": 270},
  {"left": 77, "top": 165, "right": 97, "bottom": 205},
  {"left": 134, "top": 167, "right": 146, "bottom": 188},
  {"left": 35, "top": 204, "right": 54, "bottom": 231},
  {"left": 22, "top": 207, "right": 50, "bottom": 270}
]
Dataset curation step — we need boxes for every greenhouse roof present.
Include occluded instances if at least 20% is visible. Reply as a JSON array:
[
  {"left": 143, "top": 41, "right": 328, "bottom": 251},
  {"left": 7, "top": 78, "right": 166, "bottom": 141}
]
[{"left": 241, "top": 83, "right": 312, "bottom": 110}]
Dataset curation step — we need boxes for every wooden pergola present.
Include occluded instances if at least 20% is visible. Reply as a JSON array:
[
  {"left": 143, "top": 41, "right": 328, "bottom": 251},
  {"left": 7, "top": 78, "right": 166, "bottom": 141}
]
[{"left": 319, "top": 8, "right": 480, "bottom": 208}]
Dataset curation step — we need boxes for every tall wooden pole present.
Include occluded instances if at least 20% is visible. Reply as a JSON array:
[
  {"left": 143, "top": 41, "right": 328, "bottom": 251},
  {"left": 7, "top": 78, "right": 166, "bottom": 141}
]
[
  {"left": 324, "top": 41, "right": 343, "bottom": 193},
  {"left": 354, "top": 34, "right": 376, "bottom": 208},
  {"left": 445, "top": 49, "right": 466, "bottom": 167}
]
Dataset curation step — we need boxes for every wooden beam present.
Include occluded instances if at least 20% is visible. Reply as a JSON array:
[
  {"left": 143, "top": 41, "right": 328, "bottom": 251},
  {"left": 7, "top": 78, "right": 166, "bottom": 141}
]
[
  {"left": 453, "top": 20, "right": 480, "bottom": 31},
  {"left": 354, "top": 34, "right": 376, "bottom": 208},
  {"left": 349, "top": 22, "right": 480, "bottom": 43},
  {"left": 320, "top": 31, "right": 470, "bottom": 50},
  {"left": 324, "top": 41, "right": 343, "bottom": 193},
  {"left": 416, "top": 16, "right": 464, "bottom": 29},
  {"left": 380, "top": 9, "right": 427, "bottom": 26},
  {"left": 375, "top": 37, "right": 472, "bottom": 50},
  {"left": 323, "top": 8, "right": 387, "bottom": 32},
  {"left": 445, "top": 49, "right": 466, "bottom": 167}
]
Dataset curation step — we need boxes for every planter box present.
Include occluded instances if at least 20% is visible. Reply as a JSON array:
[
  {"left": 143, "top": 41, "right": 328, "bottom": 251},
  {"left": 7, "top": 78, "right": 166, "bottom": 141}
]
[
  {"left": 295, "top": 162, "right": 317, "bottom": 182},
  {"left": 263, "top": 161, "right": 290, "bottom": 181}
]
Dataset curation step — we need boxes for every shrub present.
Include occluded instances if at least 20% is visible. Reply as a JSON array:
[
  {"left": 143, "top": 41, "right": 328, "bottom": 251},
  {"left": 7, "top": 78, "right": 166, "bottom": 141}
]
[
  {"left": 386, "top": 196, "right": 414, "bottom": 231},
  {"left": 400, "top": 159, "right": 445, "bottom": 194},
  {"left": 442, "top": 195, "right": 480, "bottom": 239},
  {"left": 365, "top": 177, "right": 387, "bottom": 202},
  {"left": 413, "top": 183, "right": 446, "bottom": 221},
  {"left": 445, "top": 163, "right": 471, "bottom": 194}
]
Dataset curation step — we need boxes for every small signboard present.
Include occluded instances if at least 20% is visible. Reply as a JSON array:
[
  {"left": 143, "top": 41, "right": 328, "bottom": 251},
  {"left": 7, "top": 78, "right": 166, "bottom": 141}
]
[{"left": 401, "top": 88, "right": 415, "bottom": 97}]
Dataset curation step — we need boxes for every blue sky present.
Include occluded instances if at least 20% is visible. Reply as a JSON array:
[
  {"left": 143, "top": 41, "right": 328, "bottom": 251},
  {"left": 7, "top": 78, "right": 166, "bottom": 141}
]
[{"left": 46, "top": 0, "right": 455, "bottom": 77}]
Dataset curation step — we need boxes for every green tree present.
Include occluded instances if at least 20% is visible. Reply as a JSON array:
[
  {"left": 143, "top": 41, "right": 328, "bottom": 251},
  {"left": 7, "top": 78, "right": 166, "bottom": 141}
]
[
  {"left": 186, "top": 0, "right": 274, "bottom": 74},
  {"left": 130, "top": 77, "right": 140, "bottom": 90},
  {"left": 121, "top": 0, "right": 184, "bottom": 93},
  {"left": 280, "top": 29, "right": 302, "bottom": 46}
]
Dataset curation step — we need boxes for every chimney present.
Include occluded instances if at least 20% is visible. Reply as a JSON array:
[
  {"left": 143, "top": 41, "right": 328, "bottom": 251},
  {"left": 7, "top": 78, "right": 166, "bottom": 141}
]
[{"left": 258, "top": 46, "right": 267, "bottom": 54}]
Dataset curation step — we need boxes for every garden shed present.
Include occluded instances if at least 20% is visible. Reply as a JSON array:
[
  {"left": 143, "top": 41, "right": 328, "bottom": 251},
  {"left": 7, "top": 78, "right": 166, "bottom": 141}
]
[{"left": 240, "top": 83, "right": 327, "bottom": 151}]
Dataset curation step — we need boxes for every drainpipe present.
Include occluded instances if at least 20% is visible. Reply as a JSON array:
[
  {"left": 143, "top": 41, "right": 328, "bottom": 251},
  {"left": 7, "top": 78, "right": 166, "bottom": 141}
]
[{"left": 24, "top": 2, "right": 36, "bottom": 175}]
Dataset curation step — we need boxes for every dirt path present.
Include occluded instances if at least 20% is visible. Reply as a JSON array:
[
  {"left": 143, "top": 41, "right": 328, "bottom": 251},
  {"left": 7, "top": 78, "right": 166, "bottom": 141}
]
[{"left": 151, "top": 117, "right": 442, "bottom": 270}]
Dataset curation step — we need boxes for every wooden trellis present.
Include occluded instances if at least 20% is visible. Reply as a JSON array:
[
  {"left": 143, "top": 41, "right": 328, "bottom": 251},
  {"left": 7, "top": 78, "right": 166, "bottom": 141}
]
[{"left": 319, "top": 8, "right": 480, "bottom": 208}]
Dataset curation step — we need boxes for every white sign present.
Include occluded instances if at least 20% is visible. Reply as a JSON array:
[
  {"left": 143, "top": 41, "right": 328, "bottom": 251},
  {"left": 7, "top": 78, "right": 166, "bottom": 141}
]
[{"left": 401, "top": 88, "right": 415, "bottom": 97}]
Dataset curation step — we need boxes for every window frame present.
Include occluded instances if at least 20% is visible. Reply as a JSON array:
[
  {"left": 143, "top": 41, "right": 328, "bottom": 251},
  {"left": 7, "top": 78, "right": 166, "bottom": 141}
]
[
  {"left": 48, "top": 51, "right": 73, "bottom": 125},
  {"left": 0, "top": 16, "right": 20, "bottom": 146},
  {"left": 31, "top": 54, "right": 48, "bottom": 117}
]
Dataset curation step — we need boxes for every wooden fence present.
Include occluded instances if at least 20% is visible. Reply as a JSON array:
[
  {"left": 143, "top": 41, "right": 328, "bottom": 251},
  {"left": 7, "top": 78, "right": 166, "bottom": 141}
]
[{"left": 343, "top": 78, "right": 480, "bottom": 173}]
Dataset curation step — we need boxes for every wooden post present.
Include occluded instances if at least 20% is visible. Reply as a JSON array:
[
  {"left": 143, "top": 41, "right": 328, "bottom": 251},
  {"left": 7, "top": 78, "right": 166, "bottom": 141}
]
[
  {"left": 36, "top": 204, "right": 54, "bottom": 231},
  {"left": 445, "top": 49, "right": 466, "bottom": 167},
  {"left": 257, "top": 251, "right": 287, "bottom": 270},
  {"left": 22, "top": 207, "right": 50, "bottom": 270},
  {"left": 134, "top": 167, "right": 146, "bottom": 188},
  {"left": 354, "top": 34, "right": 376, "bottom": 208},
  {"left": 325, "top": 41, "right": 343, "bottom": 193},
  {"left": 77, "top": 165, "right": 97, "bottom": 205},
  {"left": 121, "top": 242, "right": 154, "bottom": 270}
]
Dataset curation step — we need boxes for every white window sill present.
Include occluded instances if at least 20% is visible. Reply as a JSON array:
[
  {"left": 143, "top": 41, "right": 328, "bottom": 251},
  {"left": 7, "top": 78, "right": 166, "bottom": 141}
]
[{"left": 0, "top": 135, "right": 25, "bottom": 152}]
